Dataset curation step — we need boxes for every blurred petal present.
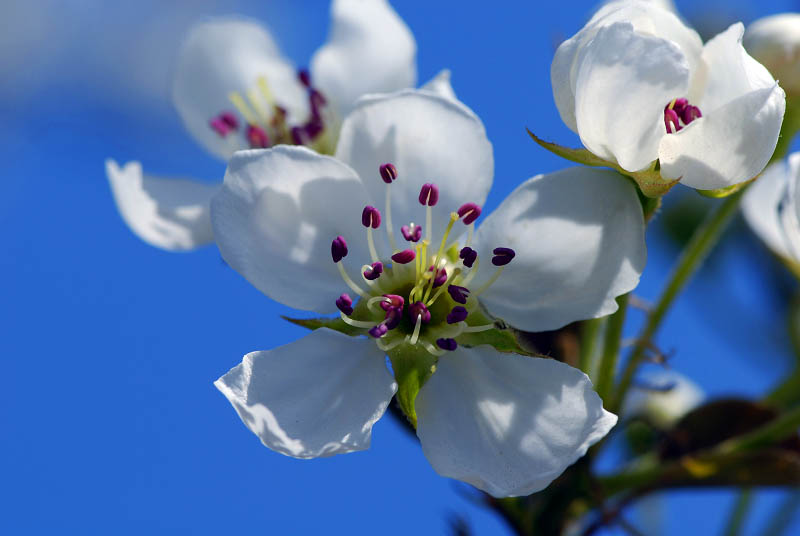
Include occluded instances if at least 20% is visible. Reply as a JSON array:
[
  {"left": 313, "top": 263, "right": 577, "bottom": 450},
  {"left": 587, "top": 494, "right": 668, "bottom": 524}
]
[
  {"left": 172, "top": 18, "right": 307, "bottom": 160},
  {"left": 311, "top": 0, "right": 416, "bottom": 119},
  {"left": 335, "top": 90, "right": 493, "bottom": 245},
  {"left": 574, "top": 22, "right": 689, "bottom": 172},
  {"left": 745, "top": 13, "right": 800, "bottom": 95},
  {"left": 105, "top": 159, "right": 216, "bottom": 251},
  {"left": 659, "top": 84, "right": 785, "bottom": 189},
  {"left": 211, "top": 147, "right": 372, "bottom": 313},
  {"left": 693, "top": 23, "right": 777, "bottom": 111},
  {"left": 624, "top": 370, "right": 704, "bottom": 428},
  {"left": 742, "top": 159, "right": 793, "bottom": 259},
  {"left": 416, "top": 346, "right": 616, "bottom": 498},
  {"left": 216, "top": 328, "right": 396, "bottom": 459},
  {"left": 420, "top": 69, "right": 457, "bottom": 101},
  {"left": 472, "top": 167, "right": 646, "bottom": 332}
]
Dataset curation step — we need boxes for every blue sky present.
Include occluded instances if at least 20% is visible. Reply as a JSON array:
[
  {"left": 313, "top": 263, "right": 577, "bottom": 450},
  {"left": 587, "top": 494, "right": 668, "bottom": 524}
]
[{"left": 2, "top": 1, "right": 799, "bottom": 534}]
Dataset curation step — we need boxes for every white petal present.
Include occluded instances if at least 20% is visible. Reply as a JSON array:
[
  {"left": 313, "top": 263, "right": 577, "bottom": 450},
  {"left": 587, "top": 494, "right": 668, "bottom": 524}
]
[
  {"left": 552, "top": 0, "right": 702, "bottom": 134},
  {"left": 744, "top": 14, "right": 800, "bottom": 95},
  {"left": 742, "top": 159, "right": 794, "bottom": 259},
  {"left": 416, "top": 347, "right": 617, "bottom": 498},
  {"left": 311, "top": 0, "right": 416, "bottom": 119},
  {"left": 334, "top": 90, "right": 493, "bottom": 246},
  {"left": 215, "top": 328, "right": 396, "bottom": 459},
  {"left": 211, "top": 147, "right": 372, "bottom": 314},
  {"left": 659, "top": 84, "right": 786, "bottom": 190},
  {"left": 624, "top": 370, "right": 704, "bottom": 428},
  {"left": 105, "top": 159, "right": 216, "bottom": 251},
  {"left": 573, "top": 22, "right": 689, "bottom": 172},
  {"left": 172, "top": 18, "right": 307, "bottom": 160},
  {"left": 471, "top": 167, "right": 646, "bottom": 332},
  {"left": 420, "top": 69, "right": 457, "bottom": 101},
  {"left": 692, "top": 23, "right": 778, "bottom": 112}
]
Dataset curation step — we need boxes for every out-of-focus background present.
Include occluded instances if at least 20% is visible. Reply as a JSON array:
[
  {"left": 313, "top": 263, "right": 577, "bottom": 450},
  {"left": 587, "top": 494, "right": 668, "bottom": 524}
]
[{"left": 1, "top": 0, "right": 799, "bottom": 534}]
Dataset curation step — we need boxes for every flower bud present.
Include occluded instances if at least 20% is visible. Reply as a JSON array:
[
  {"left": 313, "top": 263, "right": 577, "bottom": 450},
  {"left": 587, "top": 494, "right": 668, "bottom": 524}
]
[{"left": 745, "top": 14, "right": 800, "bottom": 95}]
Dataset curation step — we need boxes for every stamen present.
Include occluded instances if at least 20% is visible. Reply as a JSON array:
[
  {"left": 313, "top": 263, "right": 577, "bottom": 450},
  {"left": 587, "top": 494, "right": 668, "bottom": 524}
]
[
  {"left": 418, "top": 183, "right": 439, "bottom": 206},
  {"left": 363, "top": 262, "right": 383, "bottom": 281},
  {"left": 380, "top": 295, "right": 405, "bottom": 311},
  {"left": 392, "top": 249, "right": 416, "bottom": 264},
  {"left": 256, "top": 76, "right": 275, "bottom": 108},
  {"left": 384, "top": 307, "right": 403, "bottom": 330},
  {"left": 340, "top": 312, "right": 378, "bottom": 328},
  {"left": 409, "top": 302, "right": 431, "bottom": 324},
  {"left": 462, "top": 323, "right": 495, "bottom": 333},
  {"left": 401, "top": 223, "right": 422, "bottom": 242},
  {"left": 337, "top": 263, "right": 369, "bottom": 299},
  {"left": 362, "top": 205, "right": 382, "bottom": 262},
  {"left": 376, "top": 335, "right": 406, "bottom": 352},
  {"left": 335, "top": 293, "right": 353, "bottom": 316},
  {"left": 447, "top": 285, "right": 470, "bottom": 304},
  {"left": 246, "top": 88, "right": 270, "bottom": 124},
  {"left": 369, "top": 324, "right": 389, "bottom": 338},
  {"left": 426, "top": 268, "right": 461, "bottom": 306},
  {"left": 331, "top": 236, "right": 348, "bottom": 263},
  {"left": 380, "top": 163, "right": 398, "bottom": 184},
  {"left": 664, "top": 108, "right": 681, "bottom": 133},
  {"left": 492, "top": 247, "right": 516, "bottom": 266},
  {"left": 457, "top": 203, "right": 482, "bottom": 225},
  {"left": 429, "top": 266, "right": 447, "bottom": 287},
  {"left": 381, "top": 164, "right": 398, "bottom": 252},
  {"left": 247, "top": 125, "right": 270, "bottom": 148},
  {"left": 421, "top": 340, "right": 447, "bottom": 357},
  {"left": 210, "top": 112, "right": 239, "bottom": 137},
  {"left": 436, "top": 338, "right": 458, "bottom": 351},
  {"left": 664, "top": 98, "right": 703, "bottom": 133},
  {"left": 423, "top": 212, "right": 458, "bottom": 302},
  {"left": 409, "top": 314, "right": 423, "bottom": 345},
  {"left": 459, "top": 247, "right": 477, "bottom": 268},
  {"left": 298, "top": 69, "right": 312, "bottom": 88},
  {"left": 228, "top": 92, "right": 258, "bottom": 125},
  {"left": 461, "top": 257, "right": 480, "bottom": 286},
  {"left": 446, "top": 306, "right": 469, "bottom": 324}
]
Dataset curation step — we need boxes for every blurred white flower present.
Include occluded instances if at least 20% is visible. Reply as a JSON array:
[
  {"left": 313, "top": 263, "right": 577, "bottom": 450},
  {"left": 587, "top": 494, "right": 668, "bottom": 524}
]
[
  {"left": 105, "top": 0, "right": 449, "bottom": 252},
  {"left": 625, "top": 370, "right": 704, "bottom": 428},
  {"left": 745, "top": 14, "right": 800, "bottom": 96},
  {"left": 212, "top": 88, "right": 648, "bottom": 498},
  {"left": 552, "top": 0, "right": 785, "bottom": 191},
  {"left": 742, "top": 152, "right": 800, "bottom": 268}
]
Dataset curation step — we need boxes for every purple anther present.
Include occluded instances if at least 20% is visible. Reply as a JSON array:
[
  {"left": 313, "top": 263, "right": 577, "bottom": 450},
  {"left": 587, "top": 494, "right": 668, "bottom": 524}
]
[
  {"left": 447, "top": 306, "right": 469, "bottom": 324},
  {"left": 291, "top": 125, "right": 310, "bottom": 146},
  {"left": 220, "top": 112, "right": 238, "bottom": 129},
  {"left": 380, "top": 294, "right": 405, "bottom": 311},
  {"left": 304, "top": 117, "right": 324, "bottom": 140},
  {"left": 681, "top": 105, "right": 702, "bottom": 125},
  {"left": 210, "top": 117, "right": 230, "bottom": 137},
  {"left": 380, "top": 163, "right": 398, "bottom": 184},
  {"left": 409, "top": 301, "right": 431, "bottom": 324},
  {"left": 271, "top": 106, "right": 287, "bottom": 125},
  {"left": 401, "top": 224, "right": 422, "bottom": 242},
  {"left": 247, "top": 124, "right": 270, "bottom": 148},
  {"left": 492, "top": 247, "right": 516, "bottom": 266},
  {"left": 672, "top": 98, "right": 688, "bottom": 114},
  {"left": 457, "top": 203, "right": 482, "bottom": 225},
  {"left": 331, "top": 236, "right": 348, "bottom": 263},
  {"left": 309, "top": 89, "right": 327, "bottom": 111},
  {"left": 459, "top": 247, "right": 477, "bottom": 268},
  {"left": 298, "top": 69, "right": 311, "bottom": 88},
  {"left": 363, "top": 262, "right": 383, "bottom": 281},
  {"left": 447, "top": 284, "right": 470, "bottom": 304},
  {"left": 436, "top": 338, "right": 458, "bottom": 351},
  {"left": 369, "top": 324, "right": 388, "bottom": 338},
  {"left": 381, "top": 307, "right": 401, "bottom": 330},
  {"left": 391, "top": 249, "right": 416, "bottom": 264},
  {"left": 418, "top": 183, "right": 439, "bottom": 206},
  {"left": 336, "top": 293, "right": 353, "bottom": 316},
  {"left": 361, "top": 206, "right": 382, "bottom": 229},
  {"left": 429, "top": 266, "right": 448, "bottom": 287},
  {"left": 664, "top": 108, "right": 681, "bottom": 134}
]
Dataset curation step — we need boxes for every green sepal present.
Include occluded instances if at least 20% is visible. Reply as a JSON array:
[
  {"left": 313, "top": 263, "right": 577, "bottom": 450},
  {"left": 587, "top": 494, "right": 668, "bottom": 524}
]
[
  {"left": 696, "top": 177, "right": 756, "bottom": 199},
  {"left": 455, "top": 308, "right": 537, "bottom": 356},
  {"left": 386, "top": 344, "right": 437, "bottom": 428},
  {"left": 282, "top": 315, "right": 364, "bottom": 336},
  {"left": 527, "top": 129, "right": 679, "bottom": 198}
]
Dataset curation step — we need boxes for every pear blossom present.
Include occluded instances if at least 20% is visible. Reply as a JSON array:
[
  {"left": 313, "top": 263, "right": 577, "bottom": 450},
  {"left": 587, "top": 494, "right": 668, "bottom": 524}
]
[
  {"left": 552, "top": 0, "right": 785, "bottom": 191},
  {"left": 212, "top": 89, "right": 647, "bottom": 497},
  {"left": 106, "top": 0, "right": 449, "bottom": 252},
  {"left": 745, "top": 14, "right": 800, "bottom": 96},
  {"left": 742, "top": 152, "right": 800, "bottom": 266}
]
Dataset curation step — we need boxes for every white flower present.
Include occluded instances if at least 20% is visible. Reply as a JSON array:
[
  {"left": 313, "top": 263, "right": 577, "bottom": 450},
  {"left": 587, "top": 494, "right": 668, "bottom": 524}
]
[
  {"left": 625, "top": 370, "right": 704, "bottom": 428},
  {"left": 745, "top": 14, "right": 800, "bottom": 96},
  {"left": 742, "top": 152, "right": 800, "bottom": 266},
  {"left": 105, "top": 0, "right": 450, "bottom": 251},
  {"left": 552, "top": 0, "right": 785, "bottom": 191},
  {"left": 211, "top": 88, "right": 647, "bottom": 497}
]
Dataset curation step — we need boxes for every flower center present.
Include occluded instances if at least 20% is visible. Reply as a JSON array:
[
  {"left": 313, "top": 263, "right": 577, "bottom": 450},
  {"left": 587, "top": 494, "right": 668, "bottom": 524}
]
[
  {"left": 663, "top": 98, "right": 702, "bottom": 134},
  {"left": 331, "top": 164, "right": 515, "bottom": 356},
  {"left": 209, "top": 69, "right": 334, "bottom": 153}
]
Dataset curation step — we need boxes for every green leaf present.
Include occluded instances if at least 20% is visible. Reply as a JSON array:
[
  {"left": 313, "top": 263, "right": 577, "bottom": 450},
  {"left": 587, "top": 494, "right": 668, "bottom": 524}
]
[
  {"left": 282, "top": 315, "right": 364, "bottom": 336},
  {"left": 527, "top": 129, "right": 679, "bottom": 198}
]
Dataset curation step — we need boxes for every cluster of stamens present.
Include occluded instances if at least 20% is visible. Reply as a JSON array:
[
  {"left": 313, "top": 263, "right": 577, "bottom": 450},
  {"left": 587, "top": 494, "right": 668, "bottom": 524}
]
[
  {"left": 209, "top": 69, "right": 331, "bottom": 151},
  {"left": 663, "top": 98, "right": 702, "bottom": 134},
  {"left": 330, "top": 163, "right": 515, "bottom": 356}
]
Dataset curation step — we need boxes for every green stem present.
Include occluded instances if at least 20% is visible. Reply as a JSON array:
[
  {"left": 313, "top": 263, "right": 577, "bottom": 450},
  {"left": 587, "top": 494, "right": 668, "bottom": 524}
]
[
  {"left": 722, "top": 489, "right": 753, "bottom": 536},
  {"left": 611, "top": 190, "right": 745, "bottom": 414},
  {"left": 761, "top": 491, "right": 800, "bottom": 536},
  {"left": 579, "top": 318, "right": 604, "bottom": 378},
  {"left": 767, "top": 293, "right": 800, "bottom": 408},
  {"left": 596, "top": 294, "right": 629, "bottom": 402}
]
